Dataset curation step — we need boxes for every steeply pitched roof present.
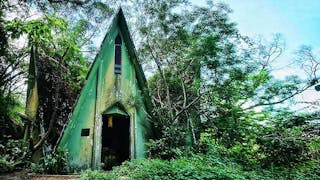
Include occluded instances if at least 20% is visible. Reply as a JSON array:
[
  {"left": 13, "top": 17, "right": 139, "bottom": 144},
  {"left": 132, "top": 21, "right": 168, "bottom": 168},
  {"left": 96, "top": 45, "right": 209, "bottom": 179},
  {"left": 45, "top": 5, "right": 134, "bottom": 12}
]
[
  {"left": 55, "top": 8, "right": 152, "bottom": 148},
  {"left": 95, "top": 7, "right": 152, "bottom": 112}
]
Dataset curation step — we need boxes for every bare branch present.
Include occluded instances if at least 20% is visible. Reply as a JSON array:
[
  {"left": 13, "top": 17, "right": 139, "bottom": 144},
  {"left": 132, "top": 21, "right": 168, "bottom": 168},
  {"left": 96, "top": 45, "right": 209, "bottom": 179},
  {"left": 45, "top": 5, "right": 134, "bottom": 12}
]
[{"left": 243, "top": 84, "right": 313, "bottom": 111}]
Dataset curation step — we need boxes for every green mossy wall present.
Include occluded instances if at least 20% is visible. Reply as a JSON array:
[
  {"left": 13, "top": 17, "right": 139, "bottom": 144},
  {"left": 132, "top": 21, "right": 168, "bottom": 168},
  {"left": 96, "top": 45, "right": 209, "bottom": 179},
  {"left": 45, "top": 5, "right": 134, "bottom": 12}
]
[{"left": 59, "top": 12, "right": 152, "bottom": 170}]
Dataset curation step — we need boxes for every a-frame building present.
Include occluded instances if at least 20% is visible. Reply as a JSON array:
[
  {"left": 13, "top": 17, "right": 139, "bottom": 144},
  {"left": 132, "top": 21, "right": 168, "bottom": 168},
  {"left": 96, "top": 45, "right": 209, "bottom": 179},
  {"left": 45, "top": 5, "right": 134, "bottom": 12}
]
[{"left": 59, "top": 8, "right": 153, "bottom": 170}]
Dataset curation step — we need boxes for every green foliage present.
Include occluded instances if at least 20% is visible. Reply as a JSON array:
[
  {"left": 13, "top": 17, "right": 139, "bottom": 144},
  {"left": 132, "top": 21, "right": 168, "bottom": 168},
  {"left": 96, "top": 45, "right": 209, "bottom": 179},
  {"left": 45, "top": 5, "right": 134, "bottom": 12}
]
[
  {"left": 0, "top": 5, "right": 26, "bottom": 140},
  {"left": 258, "top": 127, "right": 310, "bottom": 167},
  {"left": 1, "top": 1, "right": 319, "bottom": 178},
  {"left": 86, "top": 156, "right": 246, "bottom": 180},
  {"left": 197, "top": 128, "right": 262, "bottom": 169},
  {"left": 197, "top": 114, "right": 320, "bottom": 172},
  {"left": 4, "top": 14, "right": 89, "bottom": 86},
  {"left": 4, "top": 16, "right": 67, "bottom": 46},
  {"left": 30, "top": 147, "right": 69, "bottom": 174},
  {"left": 0, "top": 139, "right": 30, "bottom": 173},
  {"left": 3, "top": 10, "right": 89, "bottom": 152},
  {"left": 147, "top": 126, "right": 187, "bottom": 159},
  {"left": 140, "top": 2, "right": 307, "bottom": 161},
  {"left": 80, "top": 169, "right": 109, "bottom": 180},
  {"left": 0, "top": 156, "right": 15, "bottom": 173},
  {"left": 0, "top": 91, "right": 25, "bottom": 140},
  {"left": 308, "top": 135, "right": 320, "bottom": 160},
  {"left": 243, "top": 160, "right": 320, "bottom": 180},
  {"left": 82, "top": 156, "right": 320, "bottom": 180}
]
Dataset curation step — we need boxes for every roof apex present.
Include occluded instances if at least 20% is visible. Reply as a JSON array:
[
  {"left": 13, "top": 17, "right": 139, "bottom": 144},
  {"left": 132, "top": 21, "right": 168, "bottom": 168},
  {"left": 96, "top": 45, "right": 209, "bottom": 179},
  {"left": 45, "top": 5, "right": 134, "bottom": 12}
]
[{"left": 88, "top": 7, "right": 153, "bottom": 112}]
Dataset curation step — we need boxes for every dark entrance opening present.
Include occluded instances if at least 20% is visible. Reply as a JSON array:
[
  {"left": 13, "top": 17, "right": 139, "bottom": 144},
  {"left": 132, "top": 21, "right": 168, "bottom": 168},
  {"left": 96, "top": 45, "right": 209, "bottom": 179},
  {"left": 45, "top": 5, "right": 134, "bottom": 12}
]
[{"left": 101, "top": 114, "right": 130, "bottom": 170}]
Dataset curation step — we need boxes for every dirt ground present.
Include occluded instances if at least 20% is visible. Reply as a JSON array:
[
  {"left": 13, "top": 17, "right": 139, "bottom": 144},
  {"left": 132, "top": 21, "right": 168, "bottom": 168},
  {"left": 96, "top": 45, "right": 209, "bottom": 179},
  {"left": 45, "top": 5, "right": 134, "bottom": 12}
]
[{"left": 0, "top": 171, "right": 79, "bottom": 180}]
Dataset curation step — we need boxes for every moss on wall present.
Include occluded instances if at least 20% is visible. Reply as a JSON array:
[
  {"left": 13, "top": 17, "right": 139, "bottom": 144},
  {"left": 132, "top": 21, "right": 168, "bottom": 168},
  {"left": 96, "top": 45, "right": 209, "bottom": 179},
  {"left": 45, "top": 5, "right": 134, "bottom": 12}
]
[{"left": 59, "top": 9, "right": 152, "bottom": 170}]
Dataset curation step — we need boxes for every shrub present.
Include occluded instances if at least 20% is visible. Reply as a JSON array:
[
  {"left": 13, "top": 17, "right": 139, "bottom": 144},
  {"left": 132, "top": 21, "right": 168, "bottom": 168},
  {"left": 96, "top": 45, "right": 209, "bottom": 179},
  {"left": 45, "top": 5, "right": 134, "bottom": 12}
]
[
  {"left": 308, "top": 135, "right": 320, "bottom": 160},
  {"left": 243, "top": 160, "right": 320, "bottom": 180},
  {"left": 0, "top": 139, "right": 30, "bottom": 173},
  {"left": 147, "top": 126, "right": 187, "bottom": 159},
  {"left": 0, "top": 156, "right": 15, "bottom": 172},
  {"left": 198, "top": 129, "right": 263, "bottom": 170},
  {"left": 30, "top": 147, "right": 69, "bottom": 174},
  {"left": 258, "top": 127, "right": 310, "bottom": 167},
  {"left": 103, "top": 155, "right": 246, "bottom": 180},
  {"left": 227, "top": 141, "right": 263, "bottom": 169},
  {"left": 80, "top": 169, "right": 109, "bottom": 180},
  {"left": 79, "top": 156, "right": 320, "bottom": 180}
]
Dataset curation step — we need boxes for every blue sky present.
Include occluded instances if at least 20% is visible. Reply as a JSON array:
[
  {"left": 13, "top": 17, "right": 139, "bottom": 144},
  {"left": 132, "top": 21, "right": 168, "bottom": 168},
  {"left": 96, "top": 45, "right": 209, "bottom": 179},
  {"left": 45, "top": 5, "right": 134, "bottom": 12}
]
[
  {"left": 191, "top": 0, "right": 320, "bottom": 52},
  {"left": 222, "top": 0, "right": 320, "bottom": 51},
  {"left": 221, "top": 0, "right": 320, "bottom": 81},
  {"left": 190, "top": 1, "right": 320, "bottom": 77},
  {"left": 190, "top": 0, "right": 320, "bottom": 110}
]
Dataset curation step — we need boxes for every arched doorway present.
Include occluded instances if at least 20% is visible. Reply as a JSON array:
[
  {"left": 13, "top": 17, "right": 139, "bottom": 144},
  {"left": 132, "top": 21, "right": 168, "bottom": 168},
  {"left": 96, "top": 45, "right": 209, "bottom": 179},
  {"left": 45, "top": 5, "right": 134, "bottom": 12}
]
[{"left": 101, "top": 114, "right": 130, "bottom": 170}]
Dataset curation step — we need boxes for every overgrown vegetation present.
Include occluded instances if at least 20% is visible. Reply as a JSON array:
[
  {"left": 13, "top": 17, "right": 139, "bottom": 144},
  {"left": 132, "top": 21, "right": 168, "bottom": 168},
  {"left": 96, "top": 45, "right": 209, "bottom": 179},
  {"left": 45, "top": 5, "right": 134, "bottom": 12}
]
[
  {"left": 81, "top": 116, "right": 320, "bottom": 179},
  {"left": 30, "top": 148, "right": 69, "bottom": 174},
  {"left": 81, "top": 158, "right": 320, "bottom": 180},
  {"left": 0, "top": 0, "right": 319, "bottom": 179},
  {"left": 0, "top": 139, "right": 30, "bottom": 173}
]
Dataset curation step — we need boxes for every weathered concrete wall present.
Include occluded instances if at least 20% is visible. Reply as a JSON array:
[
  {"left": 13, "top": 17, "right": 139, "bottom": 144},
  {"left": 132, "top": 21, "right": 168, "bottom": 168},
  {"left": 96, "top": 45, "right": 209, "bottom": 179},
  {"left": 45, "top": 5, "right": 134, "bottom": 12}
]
[
  {"left": 59, "top": 13, "right": 151, "bottom": 170},
  {"left": 59, "top": 67, "right": 97, "bottom": 169}
]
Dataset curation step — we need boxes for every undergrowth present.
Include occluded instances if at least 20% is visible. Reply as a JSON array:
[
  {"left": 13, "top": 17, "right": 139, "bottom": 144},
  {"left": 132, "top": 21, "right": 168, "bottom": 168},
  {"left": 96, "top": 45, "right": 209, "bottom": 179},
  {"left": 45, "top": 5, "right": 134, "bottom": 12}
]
[{"left": 80, "top": 157, "right": 320, "bottom": 180}]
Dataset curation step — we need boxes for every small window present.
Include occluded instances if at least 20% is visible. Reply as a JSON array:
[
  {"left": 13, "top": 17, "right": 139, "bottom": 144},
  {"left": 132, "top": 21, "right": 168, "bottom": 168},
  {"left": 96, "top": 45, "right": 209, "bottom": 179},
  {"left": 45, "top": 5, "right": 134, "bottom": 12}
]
[
  {"left": 114, "top": 34, "right": 122, "bottom": 74},
  {"left": 81, "top": 128, "right": 90, "bottom": 136}
]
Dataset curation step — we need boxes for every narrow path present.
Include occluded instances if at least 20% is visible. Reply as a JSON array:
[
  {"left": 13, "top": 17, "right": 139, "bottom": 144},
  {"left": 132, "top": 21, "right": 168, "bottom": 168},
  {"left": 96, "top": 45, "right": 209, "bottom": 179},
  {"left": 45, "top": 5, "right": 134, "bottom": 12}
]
[
  {"left": 0, "top": 172, "right": 79, "bottom": 180},
  {"left": 28, "top": 175, "right": 79, "bottom": 180}
]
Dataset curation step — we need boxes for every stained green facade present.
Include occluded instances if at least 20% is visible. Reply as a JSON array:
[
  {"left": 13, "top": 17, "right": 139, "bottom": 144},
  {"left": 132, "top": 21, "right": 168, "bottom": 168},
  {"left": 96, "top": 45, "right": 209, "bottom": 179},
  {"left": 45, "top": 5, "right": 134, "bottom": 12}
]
[{"left": 59, "top": 9, "right": 152, "bottom": 170}]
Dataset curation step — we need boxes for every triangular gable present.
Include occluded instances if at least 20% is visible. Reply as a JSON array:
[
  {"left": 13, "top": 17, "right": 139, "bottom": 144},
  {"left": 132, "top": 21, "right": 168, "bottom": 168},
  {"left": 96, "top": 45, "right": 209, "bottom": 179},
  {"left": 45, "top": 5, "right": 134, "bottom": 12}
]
[
  {"left": 84, "top": 8, "right": 146, "bottom": 91},
  {"left": 56, "top": 7, "right": 152, "bottom": 147},
  {"left": 85, "top": 7, "right": 151, "bottom": 111}
]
